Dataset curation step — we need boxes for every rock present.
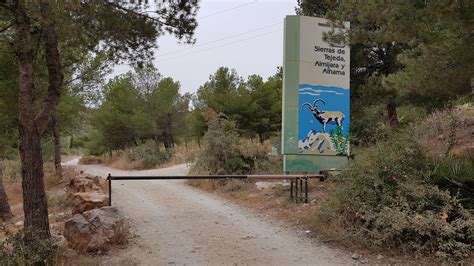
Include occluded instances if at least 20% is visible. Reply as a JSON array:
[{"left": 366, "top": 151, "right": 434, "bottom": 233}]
[
  {"left": 255, "top": 181, "right": 273, "bottom": 190},
  {"left": 255, "top": 181, "right": 289, "bottom": 190},
  {"left": 15, "top": 221, "right": 23, "bottom": 227},
  {"left": 55, "top": 212, "right": 67, "bottom": 220},
  {"left": 71, "top": 190, "right": 108, "bottom": 214},
  {"left": 82, "top": 206, "right": 122, "bottom": 240},
  {"left": 64, "top": 214, "right": 106, "bottom": 252},
  {"left": 64, "top": 206, "right": 127, "bottom": 252},
  {"left": 376, "top": 254, "right": 384, "bottom": 260},
  {"left": 351, "top": 253, "right": 360, "bottom": 260},
  {"left": 68, "top": 173, "right": 106, "bottom": 194},
  {"left": 55, "top": 235, "right": 68, "bottom": 249},
  {"left": 68, "top": 173, "right": 108, "bottom": 214}
]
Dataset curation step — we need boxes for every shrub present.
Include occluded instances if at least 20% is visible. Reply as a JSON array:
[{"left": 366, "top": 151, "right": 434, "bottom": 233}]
[
  {"left": 350, "top": 104, "right": 392, "bottom": 146},
  {"left": 0, "top": 228, "right": 56, "bottom": 265},
  {"left": 428, "top": 154, "right": 474, "bottom": 209},
  {"left": 79, "top": 155, "right": 103, "bottom": 165},
  {"left": 311, "top": 134, "right": 473, "bottom": 260},
  {"left": 415, "top": 105, "right": 473, "bottom": 157},
  {"left": 126, "top": 141, "right": 171, "bottom": 168},
  {"left": 190, "top": 111, "right": 278, "bottom": 175},
  {"left": 397, "top": 105, "right": 428, "bottom": 127}
]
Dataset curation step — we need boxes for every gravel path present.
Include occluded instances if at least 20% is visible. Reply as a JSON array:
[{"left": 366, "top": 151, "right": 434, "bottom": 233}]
[{"left": 71, "top": 161, "right": 352, "bottom": 265}]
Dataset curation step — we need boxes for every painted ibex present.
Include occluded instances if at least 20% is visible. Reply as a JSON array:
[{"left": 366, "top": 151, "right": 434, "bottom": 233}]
[{"left": 302, "top": 99, "right": 345, "bottom": 133}]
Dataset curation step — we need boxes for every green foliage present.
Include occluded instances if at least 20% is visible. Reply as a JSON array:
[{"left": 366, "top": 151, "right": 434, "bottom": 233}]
[
  {"left": 397, "top": 105, "right": 429, "bottom": 127},
  {"left": 196, "top": 67, "right": 282, "bottom": 142},
  {"left": 428, "top": 155, "right": 474, "bottom": 210},
  {"left": 126, "top": 141, "right": 171, "bottom": 168},
  {"left": 329, "top": 126, "right": 349, "bottom": 155},
  {"left": 313, "top": 135, "right": 473, "bottom": 260},
  {"left": 190, "top": 111, "right": 274, "bottom": 175},
  {"left": 87, "top": 65, "right": 191, "bottom": 155},
  {"left": 0, "top": 228, "right": 56, "bottom": 265},
  {"left": 350, "top": 104, "right": 392, "bottom": 145},
  {"left": 90, "top": 74, "right": 153, "bottom": 151}
]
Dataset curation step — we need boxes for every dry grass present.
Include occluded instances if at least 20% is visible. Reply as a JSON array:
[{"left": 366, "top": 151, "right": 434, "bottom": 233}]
[
  {"left": 102, "top": 156, "right": 144, "bottom": 170},
  {"left": 110, "top": 220, "right": 130, "bottom": 246},
  {"left": 102, "top": 142, "right": 200, "bottom": 170},
  {"left": 79, "top": 155, "right": 103, "bottom": 165},
  {"left": 160, "top": 142, "right": 199, "bottom": 168},
  {"left": 416, "top": 103, "right": 474, "bottom": 157}
]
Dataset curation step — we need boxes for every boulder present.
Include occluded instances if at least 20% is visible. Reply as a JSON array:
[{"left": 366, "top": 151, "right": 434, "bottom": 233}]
[
  {"left": 68, "top": 173, "right": 108, "bottom": 214},
  {"left": 68, "top": 173, "right": 106, "bottom": 193},
  {"left": 64, "top": 207, "right": 127, "bottom": 252},
  {"left": 71, "top": 191, "right": 108, "bottom": 214}
]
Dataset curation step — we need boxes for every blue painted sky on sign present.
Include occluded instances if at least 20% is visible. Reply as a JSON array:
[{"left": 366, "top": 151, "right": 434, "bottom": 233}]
[{"left": 298, "top": 84, "right": 350, "bottom": 141}]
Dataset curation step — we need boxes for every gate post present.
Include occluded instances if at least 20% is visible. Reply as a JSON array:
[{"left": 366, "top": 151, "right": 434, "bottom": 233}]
[{"left": 107, "top": 173, "right": 112, "bottom": 206}]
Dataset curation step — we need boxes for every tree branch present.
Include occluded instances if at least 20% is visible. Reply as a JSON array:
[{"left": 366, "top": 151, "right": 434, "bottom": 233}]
[
  {"left": 0, "top": 23, "right": 12, "bottom": 33},
  {"left": 103, "top": 1, "right": 176, "bottom": 29},
  {"left": 34, "top": 0, "right": 63, "bottom": 134}
]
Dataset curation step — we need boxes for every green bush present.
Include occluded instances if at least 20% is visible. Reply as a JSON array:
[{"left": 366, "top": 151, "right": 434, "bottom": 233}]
[
  {"left": 312, "top": 134, "right": 473, "bottom": 260},
  {"left": 190, "top": 112, "right": 276, "bottom": 175},
  {"left": 350, "top": 104, "right": 392, "bottom": 146},
  {"left": 397, "top": 105, "right": 428, "bottom": 127},
  {"left": 428, "top": 154, "right": 474, "bottom": 209},
  {"left": 0, "top": 228, "right": 56, "bottom": 265},
  {"left": 126, "top": 141, "right": 171, "bottom": 168}
]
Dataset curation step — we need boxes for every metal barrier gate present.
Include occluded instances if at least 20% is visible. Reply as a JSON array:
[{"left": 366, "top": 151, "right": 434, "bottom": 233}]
[{"left": 106, "top": 174, "right": 325, "bottom": 205}]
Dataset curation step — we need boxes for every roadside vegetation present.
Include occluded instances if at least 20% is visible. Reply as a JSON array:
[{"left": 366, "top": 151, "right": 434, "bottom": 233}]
[
  {"left": 190, "top": 1, "right": 473, "bottom": 262},
  {"left": 0, "top": 0, "right": 472, "bottom": 264}
]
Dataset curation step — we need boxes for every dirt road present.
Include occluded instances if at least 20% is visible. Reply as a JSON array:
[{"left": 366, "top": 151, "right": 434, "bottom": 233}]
[{"left": 71, "top": 161, "right": 351, "bottom": 265}]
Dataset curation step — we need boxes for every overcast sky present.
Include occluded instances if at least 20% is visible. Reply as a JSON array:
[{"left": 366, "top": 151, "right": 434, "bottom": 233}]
[{"left": 113, "top": 0, "right": 296, "bottom": 94}]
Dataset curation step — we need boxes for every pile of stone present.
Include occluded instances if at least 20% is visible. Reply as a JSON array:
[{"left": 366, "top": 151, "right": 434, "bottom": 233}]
[
  {"left": 68, "top": 173, "right": 108, "bottom": 214},
  {"left": 64, "top": 206, "right": 128, "bottom": 252},
  {"left": 63, "top": 173, "right": 128, "bottom": 252}
]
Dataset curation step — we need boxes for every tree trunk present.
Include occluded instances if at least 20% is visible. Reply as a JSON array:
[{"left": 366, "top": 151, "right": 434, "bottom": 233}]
[
  {"left": 69, "top": 134, "right": 74, "bottom": 149},
  {"left": 154, "top": 120, "right": 161, "bottom": 152},
  {"left": 51, "top": 114, "right": 62, "bottom": 179},
  {"left": 19, "top": 126, "right": 51, "bottom": 240},
  {"left": 14, "top": 0, "right": 63, "bottom": 246},
  {"left": 15, "top": 0, "right": 51, "bottom": 242},
  {"left": 0, "top": 173, "right": 13, "bottom": 220},
  {"left": 387, "top": 99, "right": 399, "bottom": 128},
  {"left": 162, "top": 113, "right": 174, "bottom": 151},
  {"left": 167, "top": 113, "right": 174, "bottom": 148},
  {"left": 258, "top": 133, "right": 264, "bottom": 144}
]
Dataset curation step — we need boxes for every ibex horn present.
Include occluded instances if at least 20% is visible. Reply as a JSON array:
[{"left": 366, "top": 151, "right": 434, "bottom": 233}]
[
  {"left": 301, "top": 102, "right": 312, "bottom": 110},
  {"left": 313, "top": 99, "right": 325, "bottom": 107}
]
